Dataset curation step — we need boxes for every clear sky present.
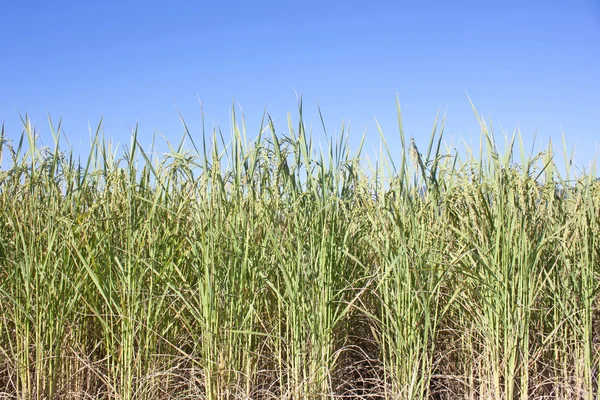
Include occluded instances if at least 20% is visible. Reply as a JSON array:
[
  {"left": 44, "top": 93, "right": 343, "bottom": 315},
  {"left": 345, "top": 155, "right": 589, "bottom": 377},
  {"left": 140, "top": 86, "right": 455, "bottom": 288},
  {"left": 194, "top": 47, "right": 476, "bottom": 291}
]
[{"left": 1, "top": 0, "right": 599, "bottom": 175}]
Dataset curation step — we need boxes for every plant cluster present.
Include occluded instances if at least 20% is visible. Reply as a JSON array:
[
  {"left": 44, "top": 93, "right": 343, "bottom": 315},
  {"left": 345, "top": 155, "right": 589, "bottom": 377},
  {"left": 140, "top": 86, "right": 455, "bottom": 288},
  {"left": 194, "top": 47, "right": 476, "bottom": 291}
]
[{"left": 0, "top": 102, "right": 598, "bottom": 399}]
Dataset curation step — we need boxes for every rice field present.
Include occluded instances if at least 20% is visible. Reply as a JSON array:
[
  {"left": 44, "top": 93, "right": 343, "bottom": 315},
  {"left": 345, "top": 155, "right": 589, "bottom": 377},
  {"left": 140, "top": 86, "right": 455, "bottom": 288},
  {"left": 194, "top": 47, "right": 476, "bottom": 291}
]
[{"left": 0, "top": 102, "right": 598, "bottom": 399}]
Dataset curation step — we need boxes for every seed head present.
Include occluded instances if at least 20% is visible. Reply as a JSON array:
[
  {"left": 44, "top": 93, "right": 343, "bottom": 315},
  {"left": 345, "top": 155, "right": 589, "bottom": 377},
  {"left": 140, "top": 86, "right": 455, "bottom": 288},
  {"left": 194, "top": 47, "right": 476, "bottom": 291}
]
[{"left": 409, "top": 137, "right": 421, "bottom": 171}]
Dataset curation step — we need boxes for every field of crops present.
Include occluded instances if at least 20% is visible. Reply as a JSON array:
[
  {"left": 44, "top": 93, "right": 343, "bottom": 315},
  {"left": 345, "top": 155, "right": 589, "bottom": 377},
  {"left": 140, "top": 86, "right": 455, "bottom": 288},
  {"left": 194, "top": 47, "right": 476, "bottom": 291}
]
[{"left": 1, "top": 104, "right": 598, "bottom": 399}]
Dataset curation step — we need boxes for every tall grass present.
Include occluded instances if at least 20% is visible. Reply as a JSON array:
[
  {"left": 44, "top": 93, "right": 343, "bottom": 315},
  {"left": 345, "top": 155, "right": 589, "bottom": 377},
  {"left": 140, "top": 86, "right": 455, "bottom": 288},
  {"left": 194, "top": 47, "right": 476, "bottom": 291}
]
[{"left": 0, "top": 102, "right": 598, "bottom": 399}]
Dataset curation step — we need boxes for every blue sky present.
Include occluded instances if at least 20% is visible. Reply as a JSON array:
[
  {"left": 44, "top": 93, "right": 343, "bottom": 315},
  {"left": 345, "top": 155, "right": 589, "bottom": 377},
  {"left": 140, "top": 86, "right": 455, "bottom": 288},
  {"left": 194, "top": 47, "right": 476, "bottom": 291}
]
[{"left": 1, "top": 0, "right": 599, "bottom": 174}]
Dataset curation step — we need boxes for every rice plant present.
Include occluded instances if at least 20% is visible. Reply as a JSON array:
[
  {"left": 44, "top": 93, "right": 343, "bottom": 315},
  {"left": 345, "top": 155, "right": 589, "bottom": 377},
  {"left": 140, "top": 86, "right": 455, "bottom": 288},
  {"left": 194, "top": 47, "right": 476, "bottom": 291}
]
[{"left": 0, "top": 101, "right": 598, "bottom": 399}]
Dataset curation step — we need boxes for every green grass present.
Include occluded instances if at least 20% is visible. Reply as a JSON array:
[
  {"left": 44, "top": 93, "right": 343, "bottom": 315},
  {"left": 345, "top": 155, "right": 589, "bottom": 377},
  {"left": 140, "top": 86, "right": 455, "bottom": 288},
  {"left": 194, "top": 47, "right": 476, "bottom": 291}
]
[{"left": 0, "top": 101, "right": 598, "bottom": 399}]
